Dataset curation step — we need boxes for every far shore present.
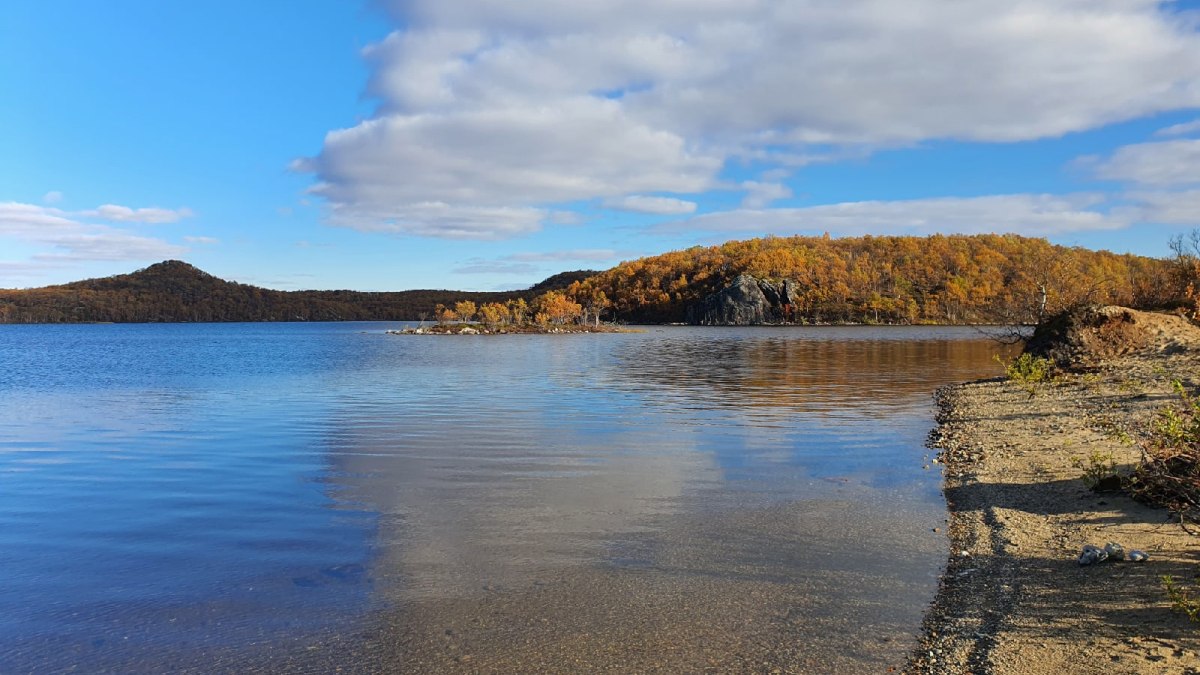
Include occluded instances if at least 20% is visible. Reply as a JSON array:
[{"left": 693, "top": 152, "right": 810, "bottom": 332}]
[{"left": 386, "top": 322, "right": 638, "bottom": 335}]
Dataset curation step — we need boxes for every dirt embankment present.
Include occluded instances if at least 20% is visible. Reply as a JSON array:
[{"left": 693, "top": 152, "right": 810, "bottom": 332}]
[{"left": 906, "top": 307, "right": 1200, "bottom": 675}]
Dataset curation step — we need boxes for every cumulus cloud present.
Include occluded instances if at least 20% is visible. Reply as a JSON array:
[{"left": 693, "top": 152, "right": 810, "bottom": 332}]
[
  {"left": 652, "top": 193, "right": 1129, "bottom": 238},
  {"left": 295, "top": 0, "right": 1200, "bottom": 240},
  {"left": 505, "top": 248, "right": 641, "bottom": 262},
  {"left": 602, "top": 195, "right": 698, "bottom": 215},
  {"left": 42, "top": 191, "right": 63, "bottom": 204},
  {"left": 0, "top": 202, "right": 187, "bottom": 270},
  {"left": 183, "top": 236, "right": 220, "bottom": 244},
  {"left": 1155, "top": 119, "right": 1200, "bottom": 137},
  {"left": 83, "top": 204, "right": 195, "bottom": 224},
  {"left": 1094, "top": 139, "right": 1200, "bottom": 186}
]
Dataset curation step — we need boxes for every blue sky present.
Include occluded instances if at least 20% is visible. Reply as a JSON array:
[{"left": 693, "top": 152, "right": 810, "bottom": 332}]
[{"left": 3, "top": 1, "right": 1200, "bottom": 291}]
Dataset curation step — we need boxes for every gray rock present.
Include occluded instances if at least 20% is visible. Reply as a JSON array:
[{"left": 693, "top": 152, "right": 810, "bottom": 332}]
[
  {"left": 1104, "top": 542, "right": 1126, "bottom": 561},
  {"left": 1078, "top": 544, "right": 1108, "bottom": 566},
  {"left": 687, "top": 274, "right": 799, "bottom": 325},
  {"left": 1129, "top": 549, "right": 1149, "bottom": 562}
]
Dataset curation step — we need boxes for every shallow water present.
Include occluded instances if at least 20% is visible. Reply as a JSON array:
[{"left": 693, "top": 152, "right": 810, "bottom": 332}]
[{"left": 0, "top": 323, "right": 1010, "bottom": 673}]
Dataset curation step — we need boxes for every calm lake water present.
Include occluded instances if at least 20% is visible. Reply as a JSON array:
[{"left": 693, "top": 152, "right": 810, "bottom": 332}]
[{"left": 0, "top": 323, "right": 1011, "bottom": 674}]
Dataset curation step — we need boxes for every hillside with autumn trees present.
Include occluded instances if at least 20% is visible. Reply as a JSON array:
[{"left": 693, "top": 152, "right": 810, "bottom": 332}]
[
  {"left": 563, "top": 233, "right": 1180, "bottom": 325},
  {"left": 0, "top": 234, "right": 1185, "bottom": 325}
]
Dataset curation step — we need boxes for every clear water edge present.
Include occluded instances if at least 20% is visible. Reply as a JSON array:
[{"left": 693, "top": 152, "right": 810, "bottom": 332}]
[{"left": 0, "top": 323, "right": 1012, "bottom": 673}]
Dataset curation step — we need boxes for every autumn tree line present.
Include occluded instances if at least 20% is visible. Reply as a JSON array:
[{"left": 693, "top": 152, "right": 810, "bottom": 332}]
[
  {"left": 0, "top": 234, "right": 1194, "bottom": 325},
  {"left": 433, "top": 291, "right": 604, "bottom": 330},
  {"left": 557, "top": 233, "right": 1184, "bottom": 325}
]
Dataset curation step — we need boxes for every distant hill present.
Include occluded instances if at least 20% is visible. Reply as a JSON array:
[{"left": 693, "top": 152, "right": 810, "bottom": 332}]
[{"left": 0, "top": 261, "right": 598, "bottom": 324}]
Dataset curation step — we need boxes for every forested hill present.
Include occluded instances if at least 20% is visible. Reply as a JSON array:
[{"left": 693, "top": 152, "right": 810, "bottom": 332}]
[
  {"left": 568, "top": 234, "right": 1179, "bottom": 325},
  {"left": 0, "top": 261, "right": 599, "bottom": 323}
]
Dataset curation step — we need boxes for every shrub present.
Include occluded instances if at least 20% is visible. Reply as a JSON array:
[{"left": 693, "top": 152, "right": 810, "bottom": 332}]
[
  {"left": 995, "top": 353, "right": 1055, "bottom": 397},
  {"left": 1128, "top": 385, "right": 1200, "bottom": 522},
  {"left": 1163, "top": 575, "right": 1200, "bottom": 623},
  {"left": 1071, "top": 450, "right": 1121, "bottom": 491}
]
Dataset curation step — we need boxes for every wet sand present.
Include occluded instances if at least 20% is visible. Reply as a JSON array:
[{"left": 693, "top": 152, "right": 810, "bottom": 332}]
[{"left": 906, "top": 352, "right": 1200, "bottom": 674}]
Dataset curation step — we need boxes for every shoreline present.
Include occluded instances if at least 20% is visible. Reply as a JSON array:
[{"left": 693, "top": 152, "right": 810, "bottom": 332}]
[{"left": 905, "top": 352, "right": 1200, "bottom": 674}]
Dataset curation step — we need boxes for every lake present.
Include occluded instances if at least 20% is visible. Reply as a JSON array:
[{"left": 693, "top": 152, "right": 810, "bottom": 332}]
[{"left": 0, "top": 323, "right": 1011, "bottom": 673}]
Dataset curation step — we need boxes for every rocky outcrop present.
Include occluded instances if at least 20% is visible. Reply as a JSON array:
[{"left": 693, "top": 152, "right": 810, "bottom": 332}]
[{"left": 686, "top": 275, "right": 799, "bottom": 325}]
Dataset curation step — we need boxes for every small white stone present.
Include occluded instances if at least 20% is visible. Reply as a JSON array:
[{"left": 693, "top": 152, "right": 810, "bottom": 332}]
[
  {"left": 1078, "top": 545, "right": 1108, "bottom": 566},
  {"left": 1104, "top": 542, "right": 1126, "bottom": 561}
]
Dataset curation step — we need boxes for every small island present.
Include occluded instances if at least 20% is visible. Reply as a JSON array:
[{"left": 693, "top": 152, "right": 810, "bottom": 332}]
[{"left": 385, "top": 296, "right": 634, "bottom": 335}]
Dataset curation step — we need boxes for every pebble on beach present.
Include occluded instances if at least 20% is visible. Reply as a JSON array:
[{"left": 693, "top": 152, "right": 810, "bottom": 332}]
[
  {"left": 1104, "top": 542, "right": 1126, "bottom": 561},
  {"left": 1078, "top": 545, "right": 1108, "bottom": 566}
]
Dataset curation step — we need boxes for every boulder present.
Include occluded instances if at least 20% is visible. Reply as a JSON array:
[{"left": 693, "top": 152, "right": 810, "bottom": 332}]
[{"left": 687, "top": 275, "right": 798, "bottom": 325}]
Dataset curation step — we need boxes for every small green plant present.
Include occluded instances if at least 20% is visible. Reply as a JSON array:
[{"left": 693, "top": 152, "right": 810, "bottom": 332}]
[
  {"left": 1173, "top": 378, "right": 1189, "bottom": 398},
  {"left": 996, "top": 353, "right": 1053, "bottom": 382},
  {"left": 1163, "top": 575, "right": 1200, "bottom": 623},
  {"left": 1118, "top": 379, "right": 1146, "bottom": 394},
  {"left": 1100, "top": 422, "right": 1134, "bottom": 446},
  {"left": 995, "top": 353, "right": 1055, "bottom": 397},
  {"left": 1071, "top": 450, "right": 1121, "bottom": 490}
]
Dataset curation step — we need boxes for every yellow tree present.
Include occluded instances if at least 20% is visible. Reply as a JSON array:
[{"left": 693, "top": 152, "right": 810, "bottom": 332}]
[
  {"left": 507, "top": 298, "right": 529, "bottom": 325},
  {"left": 478, "top": 302, "right": 509, "bottom": 330},
  {"left": 537, "top": 291, "right": 582, "bottom": 325},
  {"left": 435, "top": 303, "right": 457, "bottom": 325},
  {"left": 454, "top": 300, "right": 477, "bottom": 323}
]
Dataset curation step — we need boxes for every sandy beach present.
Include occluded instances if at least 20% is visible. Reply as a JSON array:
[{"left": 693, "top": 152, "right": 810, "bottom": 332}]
[{"left": 906, "top": 343, "right": 1200, "bottom": 674}]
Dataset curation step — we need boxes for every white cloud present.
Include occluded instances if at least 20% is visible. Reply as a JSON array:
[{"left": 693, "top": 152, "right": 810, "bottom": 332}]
[
  {"left": 84, "top": 205, "right": 195, "bottom": 224},
  {"left": 602, "top": 195, "right": 697, "bottom": 215},
  {"left": 740, "top": 181, "right": 793, "bottom": 209},
  {"left": 0, "top": 202, "right": 187, "bottom": 270},
  {"left": 325, "top": 201, "right": 548, "bottom": 240},
  {"left": 301, "top": 0, "right": 1200, "bottom": 241},
  {"left": 1094, "top": 139, "right": 1200, "bottom": 186},
  {"left": 1155, "top": 119, "right": 1200, "bottom": 137},
  {"left": 506, "top": 249, "right": 641, "bottom": 262},
  {"left": 42, "top": 191, "right": 63, "bottom": 204},
  {"left": 652, "top": 193, "right": 1129, "bottom": 238},
  {"left": 548, "top": 210, "right": 586, "bottom": 226},
  {"left": 183, "top": 236, "right": 220, "bottom": 244},
  {"left": 451, "top": 258, "right": 541, "bottom": 275},
  {"left": 1124, "top": 189, "right": 1200, "bottom": 225},
  {"left": 302, "top": 100, "right": 717, "bottom": 234}
]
